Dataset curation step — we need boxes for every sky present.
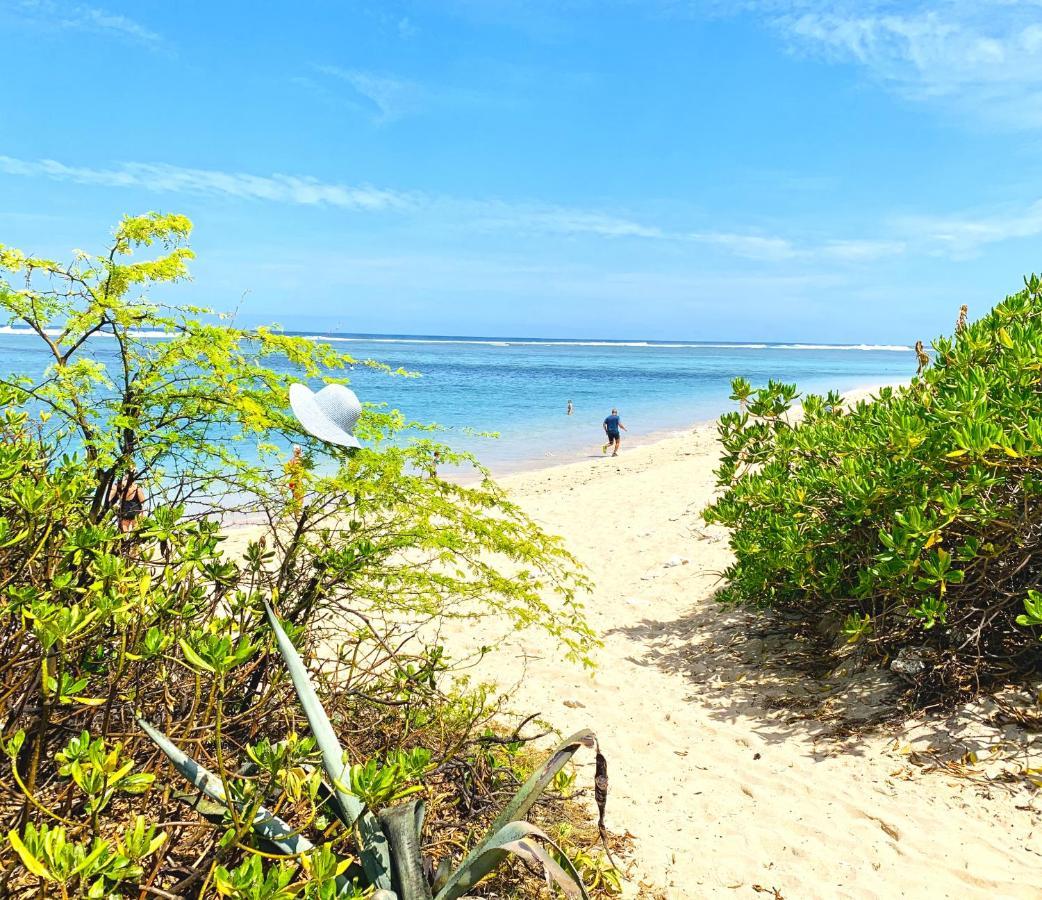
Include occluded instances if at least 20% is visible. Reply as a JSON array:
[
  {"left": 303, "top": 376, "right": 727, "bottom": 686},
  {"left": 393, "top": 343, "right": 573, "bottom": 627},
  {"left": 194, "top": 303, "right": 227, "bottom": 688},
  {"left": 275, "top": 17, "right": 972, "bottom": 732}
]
[{"left": 2, "top": 0, "right": 1042, "bottom": 342}]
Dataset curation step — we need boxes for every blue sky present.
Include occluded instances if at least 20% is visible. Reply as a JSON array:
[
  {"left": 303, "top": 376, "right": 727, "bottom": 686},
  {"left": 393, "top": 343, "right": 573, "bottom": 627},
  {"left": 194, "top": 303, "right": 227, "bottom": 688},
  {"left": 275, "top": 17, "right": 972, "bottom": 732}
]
[{"left": 2, "top": 1, "right": 1042, "bottom": 342}]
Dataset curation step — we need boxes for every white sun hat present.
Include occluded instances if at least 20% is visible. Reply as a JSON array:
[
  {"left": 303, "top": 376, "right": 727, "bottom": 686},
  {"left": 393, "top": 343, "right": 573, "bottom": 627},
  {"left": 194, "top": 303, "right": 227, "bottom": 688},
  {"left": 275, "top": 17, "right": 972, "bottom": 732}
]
[{"left": 288, "top": 383, "right": 363, "bottom": 449}]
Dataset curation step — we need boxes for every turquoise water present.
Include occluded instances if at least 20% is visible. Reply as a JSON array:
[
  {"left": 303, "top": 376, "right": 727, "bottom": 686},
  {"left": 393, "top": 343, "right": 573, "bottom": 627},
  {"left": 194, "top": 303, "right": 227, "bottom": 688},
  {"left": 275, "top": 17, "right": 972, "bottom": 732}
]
[{"left": 0, "top": 328, "right": 912, "bottom": 473}]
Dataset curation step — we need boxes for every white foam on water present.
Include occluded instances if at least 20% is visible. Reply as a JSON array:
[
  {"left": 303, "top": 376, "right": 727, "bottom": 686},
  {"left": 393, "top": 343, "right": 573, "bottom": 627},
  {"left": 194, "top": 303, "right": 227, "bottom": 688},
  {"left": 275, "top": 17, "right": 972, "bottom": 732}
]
[
  {"left": 301, "top": 335, "right": 512, "bottom": 347},
  {"left": 0, "top": 325, "right": 176, "bottom": 338},
  {"left": 1, "top": 325, "right": 62, "bottom": 336},
  {"left": 770, "top": 343, "right": 911, "bottom": 352},
  {"left": 296, "top": 334, "right": 913, "bottom": 351}
]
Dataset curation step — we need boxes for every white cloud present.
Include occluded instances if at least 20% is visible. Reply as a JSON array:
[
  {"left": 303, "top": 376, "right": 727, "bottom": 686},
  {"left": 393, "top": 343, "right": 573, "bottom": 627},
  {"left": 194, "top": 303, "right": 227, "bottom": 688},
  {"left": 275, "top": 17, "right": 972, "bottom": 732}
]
[
  {"left": 0, "top": 156, "right": 413, "bottom": 211},
  {"left": 480, "top": 207, "right": 908, "bottom": 261},
  {"left": 820, "top": 238, "right": 907, "bottom": 261},
  {"left": 474, "top": 207, "right": 824, "bottom": 259},
  {"left": 12, "top": 0, "right": 161, "bottom": 47},
  {"left": 397, "top": 16, "right": 418, "bottom": 39},
  {"left": 75, "top": 6, "right": 159, "bottom": 44},
  {"left": 774, "top": 1, "right": 1042, "bottom": 126},
  {"left": 479, "top": 207, "right": 666, "bottom": 239},
  {"left": 308, "top": 65, "right": 503, "bottom": 123},
  {"left": 687, "top": 231, "right": 798, "bottom": 261}
]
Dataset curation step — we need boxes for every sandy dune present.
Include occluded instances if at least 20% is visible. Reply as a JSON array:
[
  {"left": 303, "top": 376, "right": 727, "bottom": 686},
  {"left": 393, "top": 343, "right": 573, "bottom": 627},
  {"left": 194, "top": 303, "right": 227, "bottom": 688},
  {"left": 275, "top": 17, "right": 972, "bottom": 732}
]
[{"left": 451, "top": 419, "right": 1042, "bottom": 899}]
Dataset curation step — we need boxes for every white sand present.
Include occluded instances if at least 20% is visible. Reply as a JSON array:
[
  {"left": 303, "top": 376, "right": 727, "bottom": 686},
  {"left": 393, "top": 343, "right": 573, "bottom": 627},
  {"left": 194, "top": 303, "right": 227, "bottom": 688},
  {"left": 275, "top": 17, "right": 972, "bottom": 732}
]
[
  {"left": 227, "top": 384, "right": 1042, "bottom": 897},
  {"left": 444, "top": 402, "right": 1042, "bottom": 898}
]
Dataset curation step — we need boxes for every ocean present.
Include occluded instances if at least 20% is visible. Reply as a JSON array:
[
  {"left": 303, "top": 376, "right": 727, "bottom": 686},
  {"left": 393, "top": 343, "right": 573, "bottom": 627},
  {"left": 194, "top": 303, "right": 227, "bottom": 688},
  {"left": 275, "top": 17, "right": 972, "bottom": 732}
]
[{"left": 0, "top": 328, "right": 913, "bottom": 474}]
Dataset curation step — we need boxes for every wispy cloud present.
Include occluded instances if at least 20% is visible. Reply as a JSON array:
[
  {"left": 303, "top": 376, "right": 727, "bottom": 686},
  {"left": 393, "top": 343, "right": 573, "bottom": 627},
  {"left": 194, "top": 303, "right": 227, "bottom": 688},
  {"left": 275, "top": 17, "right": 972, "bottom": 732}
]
[
  {"left": 819, "top": 238, "right": 907, "bottom": 262},
  {"left": 898, "top": 197, "right": 1042, "bottom": 256},
  {"left": 0, "top": 156, "right": 413, "bottom": 211},
  {"left": 314, "top": 66, "right": 422, "bottom": 123},
  {"left": 472, "top": 205, "right": 809, "bottom": 258},
  {"left": 0, "top": 152, "right": 925, "bottom": 262},
  {"left": 685, "top": 232, "right": 905, "bottom": 262},
  {"left": 397, "top": 16, "right": 418, "bottom": 39},
  {"left": 475, "top": 205, "right": 908, "bottom": 261},
  {"left": 772, "top": 1, "right": 1042, "bottom": 126},
  {"left": 307, "top": 64, "right": 503, "bottom": 123},
  {"left": 688, "top": 231, "right": 798, "bottom": 261},
  {"left": 11, "top": 0, "right": 162, "bottom": 48},
  {"left": 480, "top": 207, "right": 667, "bottom": 239}
]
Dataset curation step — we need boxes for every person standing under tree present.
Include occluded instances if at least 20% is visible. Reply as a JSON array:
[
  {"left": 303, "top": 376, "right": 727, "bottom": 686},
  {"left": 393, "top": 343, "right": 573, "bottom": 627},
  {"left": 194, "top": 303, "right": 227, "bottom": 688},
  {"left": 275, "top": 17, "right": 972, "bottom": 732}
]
[
  {"left": 285, "top": 445, "right": 306, "bottom": 513},
  {"left": 109, "top": 470, "right": 146, "bottom": 533},
  {"left": 602, "top": 408, "right": 626, "bottom": 457},
  {"left": 915, "top": 340, "right": 930, "bottom": 376}
]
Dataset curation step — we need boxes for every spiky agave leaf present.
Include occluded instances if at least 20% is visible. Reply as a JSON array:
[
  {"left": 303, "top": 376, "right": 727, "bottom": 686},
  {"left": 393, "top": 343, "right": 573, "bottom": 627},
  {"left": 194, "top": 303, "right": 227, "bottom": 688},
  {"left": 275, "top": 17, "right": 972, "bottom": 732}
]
[
  {"left": 138, "top": 718, "right": 314, "bottom": 856},
  {"left": 171, "top": 790, "right": 230, "bottom": 823},
  {"left": 378, "top": 800, "right": 432, "bottom": 900},
  {"left": 473, "top": 730, "right": 595, "bottom": 864},
  {"left": 435, "top": 822, "right": 588, "bottom": 900},
  {"left": 433, "top": 731, "right": 597, "bottom": 900},
  {"left": 431, "top": 857, "right": 451, "bottom": 894},
  {"left": 263, "top": 601, "right": 394, "bottom": 892},
  {"left": 170, "top": 790, "right": 327, "bottom": 861}
]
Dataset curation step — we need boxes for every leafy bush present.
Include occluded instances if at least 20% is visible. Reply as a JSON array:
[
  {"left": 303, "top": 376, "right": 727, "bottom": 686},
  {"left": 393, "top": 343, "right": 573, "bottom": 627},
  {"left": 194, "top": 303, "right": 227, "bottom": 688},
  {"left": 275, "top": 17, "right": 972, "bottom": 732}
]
[
  {"left": 0, "top": 216, "right": 606, "bottom": 897},
  {"left": 705, "top": 276, "right": 1042, "bottom": 700}
]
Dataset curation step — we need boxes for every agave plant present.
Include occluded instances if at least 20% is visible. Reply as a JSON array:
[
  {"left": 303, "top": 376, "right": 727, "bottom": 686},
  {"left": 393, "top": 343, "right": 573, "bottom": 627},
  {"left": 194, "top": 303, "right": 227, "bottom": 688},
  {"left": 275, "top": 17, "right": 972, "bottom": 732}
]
[{"left": 141, "top": 600, "right": 603, "bottom": 898}]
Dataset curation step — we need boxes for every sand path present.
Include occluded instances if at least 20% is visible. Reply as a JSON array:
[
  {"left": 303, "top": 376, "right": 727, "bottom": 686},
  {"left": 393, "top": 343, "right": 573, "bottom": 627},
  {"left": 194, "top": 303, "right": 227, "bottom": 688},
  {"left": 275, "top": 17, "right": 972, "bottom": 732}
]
[{"left": 453, "top": 425, "right": 1042, "bottom": 899}]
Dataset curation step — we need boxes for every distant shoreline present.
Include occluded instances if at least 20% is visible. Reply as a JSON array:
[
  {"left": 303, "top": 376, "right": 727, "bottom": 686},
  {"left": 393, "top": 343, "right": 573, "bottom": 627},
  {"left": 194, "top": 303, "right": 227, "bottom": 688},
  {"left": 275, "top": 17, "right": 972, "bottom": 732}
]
[
  {"left": 283, "top": 330, "right": 916, "bottom": 352},
  {"left": 0, "top": 326, "right": 918, "bottom": 351}
]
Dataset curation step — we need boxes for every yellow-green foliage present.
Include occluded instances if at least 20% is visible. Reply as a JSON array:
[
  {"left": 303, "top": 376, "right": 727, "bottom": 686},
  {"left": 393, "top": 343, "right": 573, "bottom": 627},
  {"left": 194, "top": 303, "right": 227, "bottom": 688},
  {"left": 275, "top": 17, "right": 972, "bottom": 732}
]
[{"left": 0, "top": 213, "right": 595, "bottom": 662}]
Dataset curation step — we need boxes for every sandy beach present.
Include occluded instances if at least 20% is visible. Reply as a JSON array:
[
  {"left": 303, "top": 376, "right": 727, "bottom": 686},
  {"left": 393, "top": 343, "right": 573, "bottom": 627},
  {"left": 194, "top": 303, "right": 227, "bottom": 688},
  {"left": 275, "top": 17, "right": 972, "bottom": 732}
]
[
  {"left": 219, "top": 386, "right": 1042, "bottom": 898},
  {"left": 434, "top": 399, "right": 1042, "bottom": 899}
]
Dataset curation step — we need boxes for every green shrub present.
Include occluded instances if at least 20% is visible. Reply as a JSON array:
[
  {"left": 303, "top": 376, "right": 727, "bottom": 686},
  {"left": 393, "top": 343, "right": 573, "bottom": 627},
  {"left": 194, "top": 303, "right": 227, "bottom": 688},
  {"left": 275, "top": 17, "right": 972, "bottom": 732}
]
[
  {"left": 704, "top": 276, "right": 1042, "bottom": 699},
  {"left": 0, "top": 215, "right": 605, "bottom": 897}
]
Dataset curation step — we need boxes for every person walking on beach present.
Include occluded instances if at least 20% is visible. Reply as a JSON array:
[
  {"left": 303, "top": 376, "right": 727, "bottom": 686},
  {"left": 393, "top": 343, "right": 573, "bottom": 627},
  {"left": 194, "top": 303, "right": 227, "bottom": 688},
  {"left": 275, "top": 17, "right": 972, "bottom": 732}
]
[
  {"left": 602, "top": 408, "right": 626, "bottom": 457},
  {"left": 109, "top": 470, "right": 146, "bottom": 533},
  {"left": 567, "top": 399, "right": 573, "bottom": 416}
]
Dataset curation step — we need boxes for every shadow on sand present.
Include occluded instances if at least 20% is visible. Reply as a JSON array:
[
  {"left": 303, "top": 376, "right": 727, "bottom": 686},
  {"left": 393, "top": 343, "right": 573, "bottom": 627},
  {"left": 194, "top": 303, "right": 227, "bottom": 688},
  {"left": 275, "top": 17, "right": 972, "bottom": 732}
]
[
  {"left": 609, "top": 595, "right": 917, "bottom": 760},
  {"left": 609, "top": 594, "right": 1042, "bottom": 778}
]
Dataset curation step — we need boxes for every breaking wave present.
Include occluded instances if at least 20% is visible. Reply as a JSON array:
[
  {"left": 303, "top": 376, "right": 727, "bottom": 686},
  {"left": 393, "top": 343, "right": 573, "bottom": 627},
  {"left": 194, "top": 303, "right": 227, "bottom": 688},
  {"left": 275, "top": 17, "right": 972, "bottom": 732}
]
[{"left": 297, "top": 334, "right": 912, "bottom": 352}]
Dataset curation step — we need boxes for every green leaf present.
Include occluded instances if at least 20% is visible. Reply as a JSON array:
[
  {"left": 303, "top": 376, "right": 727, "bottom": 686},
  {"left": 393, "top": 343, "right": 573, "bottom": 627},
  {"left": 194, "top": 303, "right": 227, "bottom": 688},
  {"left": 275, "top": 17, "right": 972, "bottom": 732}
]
[
  {"left": 377, "top": 801, "right": 432, "bottom": 900},
  {"left": 8, "top": 830, "right": 50, "bottom": 879},
  {"left": 178, "top": 638, "right": 216, "bottom": 674},
  {"left": 484, "top": 730, "right": 595, "bottom": 845},
  {"left": 436, "top": 731, "right": 595, "bottom": 900}
]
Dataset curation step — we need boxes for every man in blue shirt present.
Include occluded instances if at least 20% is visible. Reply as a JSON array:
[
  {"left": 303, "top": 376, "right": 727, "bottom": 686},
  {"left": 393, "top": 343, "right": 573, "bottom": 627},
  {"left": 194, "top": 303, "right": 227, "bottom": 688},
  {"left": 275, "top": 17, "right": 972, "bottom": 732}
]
[{"left": 602, "top": 408, "right": 626, "bottom": 457}]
